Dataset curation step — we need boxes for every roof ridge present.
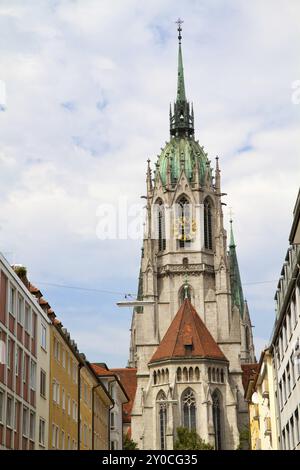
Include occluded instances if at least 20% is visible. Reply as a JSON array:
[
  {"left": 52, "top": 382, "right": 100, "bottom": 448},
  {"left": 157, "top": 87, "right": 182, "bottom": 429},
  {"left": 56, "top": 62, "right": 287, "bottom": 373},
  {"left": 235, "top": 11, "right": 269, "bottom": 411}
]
[
  {"left": 149, "top": 298, "right": 227, "bottom": 363},
  {"left": 170, "top": 301, "right": 185, "bottom": 358}
]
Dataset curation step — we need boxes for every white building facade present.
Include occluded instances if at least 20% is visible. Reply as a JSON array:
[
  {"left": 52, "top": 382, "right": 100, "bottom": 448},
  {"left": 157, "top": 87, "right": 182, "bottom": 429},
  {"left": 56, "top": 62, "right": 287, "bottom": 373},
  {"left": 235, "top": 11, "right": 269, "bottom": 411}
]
[{"left": 271, "top": 189, "right": 300, "bottom": 450}]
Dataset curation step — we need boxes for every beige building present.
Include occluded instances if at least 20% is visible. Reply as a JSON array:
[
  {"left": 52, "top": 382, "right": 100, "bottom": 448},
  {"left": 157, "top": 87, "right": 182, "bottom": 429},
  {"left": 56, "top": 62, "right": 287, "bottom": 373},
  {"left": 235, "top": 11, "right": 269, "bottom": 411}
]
[{"left": 244, "top": 350, "right": 278, "bottom": 450}]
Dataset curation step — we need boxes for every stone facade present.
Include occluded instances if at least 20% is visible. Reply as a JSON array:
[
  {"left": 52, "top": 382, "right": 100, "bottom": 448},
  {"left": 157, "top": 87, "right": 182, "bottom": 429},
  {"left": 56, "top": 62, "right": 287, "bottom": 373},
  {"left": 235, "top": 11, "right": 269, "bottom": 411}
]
[{"left": 127, "top": 30, "right": 255, "bottom": 450}]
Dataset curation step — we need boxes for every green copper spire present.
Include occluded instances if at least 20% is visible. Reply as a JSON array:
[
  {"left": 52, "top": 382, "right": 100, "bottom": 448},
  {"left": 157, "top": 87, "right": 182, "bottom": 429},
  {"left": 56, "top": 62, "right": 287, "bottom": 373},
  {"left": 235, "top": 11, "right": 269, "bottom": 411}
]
[
  {"left": 177, "top": 21, "right": 186, "bottom": 102},
  {"left": 229, "top": 219, "right": 236, "bottom": 247},
  {"left": 229, "top": 220, "right": 245, "bottom": 317},
  {"left": 170, "top": 19, "right": 194, "bottom": 138}
]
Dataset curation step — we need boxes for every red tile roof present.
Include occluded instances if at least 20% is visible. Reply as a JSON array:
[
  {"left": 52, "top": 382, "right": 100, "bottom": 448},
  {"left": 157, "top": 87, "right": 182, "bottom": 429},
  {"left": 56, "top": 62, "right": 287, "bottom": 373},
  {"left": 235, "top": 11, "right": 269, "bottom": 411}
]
[
  {"left": 241, "top": 363, "right": 259, "bottom": 393},
  {"left": 91, "top": 364, "right": 116, "bottom": 377},
  {"left": 111, "top": 368, "right": 137, "bottom": 424},
  {"left": 28, "top": 283, "right": 41, "bottom": 295},
  {"left": 150, "top": 298, "right": 227, "bottom": 363}
]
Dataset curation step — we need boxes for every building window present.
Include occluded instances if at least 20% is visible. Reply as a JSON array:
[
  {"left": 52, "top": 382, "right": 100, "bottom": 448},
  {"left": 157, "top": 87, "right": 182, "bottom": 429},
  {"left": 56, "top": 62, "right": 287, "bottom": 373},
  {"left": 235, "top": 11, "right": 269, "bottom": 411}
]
[
  {"left": 9, "top": 287, "right": 15, "bottom": 316},
  {"left": 62, "top": 349, "right": 66, "bottom": 368},
  {"left": 179, "top": 284, "right": 192, "bottom": 305},
  {"left": 25, "top": 305, "right": 31, "bottom": 333},
  {"left": 7, "top": 337, "right": 11, "bottom": 370},
  {"left": 290, "top": 417, "right": 295, "bottom": 449},
  {"left": 212, "top": 390, "right": 222, "bottom": 450},
  {"left": 41, "top": 323, "right": 47, "bottom": 350},
  {"left": 204, "top": 198, "right": 213, "bottom": 250},
  {"left": 182, "top": 388, "right": 196, "bottom": 431},
  {"left": 54, "top": 337, "right": 60, "bottom": 362},
  {"left": 29, "top": 411, "right": 35, "bottom": 441},
  {"left": 52, "top": 424, "right": 59, "bottom": 449},
  {"left": 177, "top": 196, "right": 192, "bottom": 249},
  {"left": 15, "top": 347, "right": 19, "bottom": 376},
  {"left": 61, "top": 430, "right": 65, "bottom": 450},
  {"left": 68, "top": 395, "right": 71, "bottom": 416},
  {"left": 53, "top": 380, "right": 60, "bottom": 404},
  {"left": 158, "top": 393, "right": 167, "bottom": 450},
  {"left": 62, "top": 388, "right": 65, "bottom": 411},
  {"left": 39, "top": 418, "right": 45, "bottom": 446},
  {"left": 156, "top": 200, "right": 166, "bottom": 252},
  {"left": 22, "top": 407, "right": 28, "bottom": 437},
  {"left": 0, "top": 389, "right": 4, "bottom": 423},
  {"left": 40, "top": 369, "right": 46, "bottom": 398},
  {"left": 111, "top": 412, "right": 115, "bottom": 429},
  {"left": 30, "top": 360, "right": 36, "bottom": 391},
  {"left": 6, "top": 395, "right": 13, "bottom": 428},
  {"left": 23, "top": 354, "right": 27, "bottom": 383},
  {"left": 295, "top": 408, "right": 299, "bottom": 445},
  {"left": 282, "top": 429, "right": 286, "bottom": 450},
  {"left": 282, "top": 372, "right": 286, "bottom": 404},
  {"left": 17, "top": 296, "right": 23, "bottom": 325},
  {"left": 279, "top": 381, "right": 283, "bottom": 409}
]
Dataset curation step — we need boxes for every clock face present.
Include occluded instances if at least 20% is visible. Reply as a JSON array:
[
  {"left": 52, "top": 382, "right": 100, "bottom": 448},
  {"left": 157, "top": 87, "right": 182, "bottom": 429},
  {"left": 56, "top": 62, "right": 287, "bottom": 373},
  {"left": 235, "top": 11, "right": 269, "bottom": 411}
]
[{"left": 174, "top": 216, "right": 196, "bottom": 241}]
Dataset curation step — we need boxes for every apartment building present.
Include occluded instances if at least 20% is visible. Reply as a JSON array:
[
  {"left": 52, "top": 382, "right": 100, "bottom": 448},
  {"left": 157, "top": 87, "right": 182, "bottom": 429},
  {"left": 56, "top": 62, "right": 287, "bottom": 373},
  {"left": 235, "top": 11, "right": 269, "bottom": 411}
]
[
  {"left": 271, "top": 189, "right": 300, "bottom": 450},
  {"left": 0, "top": 255, "right": 51, "bottom": 450},
  {"left": 92, "top": 363, "right": 128, "bottom": 450},
  {"left": 49, "top": 324, "right": 113, "bottom": 450}
]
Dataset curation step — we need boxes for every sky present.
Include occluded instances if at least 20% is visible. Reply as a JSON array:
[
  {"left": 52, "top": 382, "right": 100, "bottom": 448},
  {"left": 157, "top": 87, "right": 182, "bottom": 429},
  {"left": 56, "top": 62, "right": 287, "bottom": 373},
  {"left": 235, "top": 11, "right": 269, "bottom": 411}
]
[{"left": 0, "top": 0, "right": 299, "bottom": 367}]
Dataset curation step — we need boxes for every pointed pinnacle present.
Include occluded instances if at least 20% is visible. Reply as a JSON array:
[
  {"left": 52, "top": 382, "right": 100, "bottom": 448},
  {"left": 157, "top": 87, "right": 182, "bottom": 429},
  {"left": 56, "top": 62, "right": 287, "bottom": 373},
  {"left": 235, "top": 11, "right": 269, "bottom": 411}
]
[{"left": 229, "top": 219, "right": 236, "bottom": 248}]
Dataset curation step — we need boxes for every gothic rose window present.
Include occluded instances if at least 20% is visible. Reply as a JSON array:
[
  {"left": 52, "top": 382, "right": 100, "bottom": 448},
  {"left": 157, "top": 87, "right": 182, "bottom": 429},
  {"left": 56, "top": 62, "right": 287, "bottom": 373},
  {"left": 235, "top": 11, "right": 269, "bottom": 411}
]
[
  {"left": 204, "top": 198, "right": 213, "bottom": 250},
  {"left": 182, "top": 388, "right": 196, "bottom": 431}
]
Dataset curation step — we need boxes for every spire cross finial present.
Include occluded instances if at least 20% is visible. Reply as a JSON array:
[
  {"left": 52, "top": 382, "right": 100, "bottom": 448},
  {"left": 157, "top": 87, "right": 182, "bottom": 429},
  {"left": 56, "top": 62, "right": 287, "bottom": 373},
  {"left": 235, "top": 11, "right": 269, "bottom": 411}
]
[
  {"left": 229, "top": 207, "right": 234, "bottom": 223},
  {"left": 175, "top": 18, "right": 184, "bottom": 43}
]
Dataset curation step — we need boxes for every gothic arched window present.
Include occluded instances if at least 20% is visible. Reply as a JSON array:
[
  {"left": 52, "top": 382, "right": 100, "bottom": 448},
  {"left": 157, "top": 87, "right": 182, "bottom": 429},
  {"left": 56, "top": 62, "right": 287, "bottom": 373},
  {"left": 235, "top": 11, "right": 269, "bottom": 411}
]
[
  {"left": 179, "top": 284, "right": 192, "bottom": 305},
  {"left": 156, "top": 200, "right": 166, "bottom": 252},
  {"left": 176, "top": 196, "right": 191, "bottom": 249},
  {"left": 153, "top": 371, "right": 157, "bottom": 385},
  {"left": 182, "top": 388, "right": 196, "bottom": 431},
  {"left": 195, "top": 367, "right": 200, "bottom": 381},
  {"left": 189, "top": 367, "right": 194, "bottom": 382},
  {"left": 157, "top": 391, "right": 167, "bottom": 450},
  {"left": 245, "top": 326, "right": 250, "bottom": 351},
  {"left": 183, "top": 367, "right": 188, "bottom": 381},
  {"left": 204, "top": 198, "right": 213, "bottom": 250},
  {"left": 212, "top": 390, "right": 222, "bottom": 450},
  {"left": 177, "top": 368, "right": 182, "bottom": 382}
]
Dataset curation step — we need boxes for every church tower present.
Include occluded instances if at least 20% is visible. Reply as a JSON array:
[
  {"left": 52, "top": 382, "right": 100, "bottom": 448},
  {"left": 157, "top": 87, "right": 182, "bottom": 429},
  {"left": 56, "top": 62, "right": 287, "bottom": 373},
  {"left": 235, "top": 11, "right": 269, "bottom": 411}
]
[{"left": 128, "top": 22, "right": 255, "bottom": 450}]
